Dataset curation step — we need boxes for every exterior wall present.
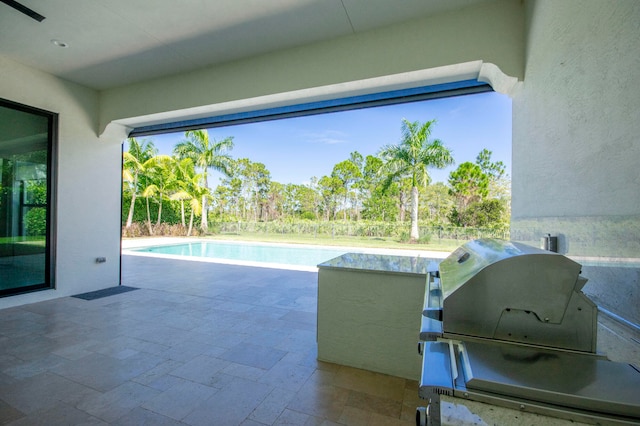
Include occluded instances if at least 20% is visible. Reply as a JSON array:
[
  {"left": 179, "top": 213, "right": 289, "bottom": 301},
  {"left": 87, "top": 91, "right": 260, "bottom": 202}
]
[
  {"left": 512, "top": 0, "right": 640, "bottom": 323},
  {"left": 99, "top": 0, "right": 524, "bottom": 131},
  {"left": 0, "top": 56, "right": 122, "bottom": 308}
]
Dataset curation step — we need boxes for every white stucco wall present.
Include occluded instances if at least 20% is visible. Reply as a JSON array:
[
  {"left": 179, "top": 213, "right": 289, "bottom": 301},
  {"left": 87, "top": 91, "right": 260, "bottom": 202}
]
[
  {"left": 512, "top": 0, "right": 640, "bottom": 323},
  {"left": 0, "top": 56, "right": 122, "bottom": 309},
  {"left": 99, "top": 0, "right": 524, "bottom": 133}
]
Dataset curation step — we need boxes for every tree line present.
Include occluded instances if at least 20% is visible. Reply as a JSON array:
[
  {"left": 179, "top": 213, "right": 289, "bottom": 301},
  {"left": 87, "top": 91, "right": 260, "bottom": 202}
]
[{"left": 122, "top": 119, "right": 510, "bottom": 241}]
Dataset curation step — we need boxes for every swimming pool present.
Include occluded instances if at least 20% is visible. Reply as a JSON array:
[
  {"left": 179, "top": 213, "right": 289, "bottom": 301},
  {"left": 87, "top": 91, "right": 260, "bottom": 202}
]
[{"left": 129, "top": 240, "right": 351, "bottom": 270}]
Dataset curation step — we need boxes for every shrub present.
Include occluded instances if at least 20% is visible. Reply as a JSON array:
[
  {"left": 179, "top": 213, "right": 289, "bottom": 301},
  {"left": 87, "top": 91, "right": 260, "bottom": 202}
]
[
  {"left": 122, "top": 222, "right": 203, "bottom": 237},
  {"left": 25, "top": 207, "right": 47, "bottom": 236},
  {"left": 300, "top": 212, "right": 315, "bottom": 220},
  {"left": 153, "top": 223, "right": 186, "bottom": 236},
  {"left": 122, "top": 222, "right": 149, "bottom": 238}
]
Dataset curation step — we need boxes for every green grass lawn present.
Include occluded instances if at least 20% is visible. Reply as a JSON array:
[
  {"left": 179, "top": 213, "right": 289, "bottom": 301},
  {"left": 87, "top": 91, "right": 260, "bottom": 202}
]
[
  {"left": 0, "top": 236, "right": 45, "bottom": 244},
  {"left": 0, "top": 237, "right": 46, "bottom": 256}
]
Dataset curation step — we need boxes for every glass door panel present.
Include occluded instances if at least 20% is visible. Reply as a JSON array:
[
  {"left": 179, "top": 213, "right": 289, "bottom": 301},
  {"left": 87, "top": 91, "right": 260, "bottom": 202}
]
[{"left": 0, "top": 100, "right": 55, "bottom": 296}]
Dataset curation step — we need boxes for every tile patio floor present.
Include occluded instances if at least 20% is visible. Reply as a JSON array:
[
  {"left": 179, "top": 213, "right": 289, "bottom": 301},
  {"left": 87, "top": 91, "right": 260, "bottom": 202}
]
[{"left": 1, "top": 255, "right": 638, "bottom": 425}]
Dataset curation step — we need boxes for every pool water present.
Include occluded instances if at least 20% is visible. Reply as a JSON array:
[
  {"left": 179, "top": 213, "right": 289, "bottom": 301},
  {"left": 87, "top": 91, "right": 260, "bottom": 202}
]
[{"left": 132, "top": 241, "right": 350, "bottom": 267}]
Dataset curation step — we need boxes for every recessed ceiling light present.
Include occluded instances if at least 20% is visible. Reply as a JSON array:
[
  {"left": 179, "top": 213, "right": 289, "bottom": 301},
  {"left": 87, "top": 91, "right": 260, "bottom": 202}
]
[{"left": 51, "top": 39, "right": 69, "bottom": 48}]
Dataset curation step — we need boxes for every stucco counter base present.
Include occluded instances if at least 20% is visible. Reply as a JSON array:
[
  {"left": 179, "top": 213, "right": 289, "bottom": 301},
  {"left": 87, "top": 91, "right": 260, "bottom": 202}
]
[{"left": 317, "top": 253, "right": 439, "bottom": 380}]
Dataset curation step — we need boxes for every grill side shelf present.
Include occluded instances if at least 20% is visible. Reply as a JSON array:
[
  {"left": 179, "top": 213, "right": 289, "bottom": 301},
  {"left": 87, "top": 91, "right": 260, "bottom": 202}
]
[
  {"left": 418, "top": 341, "right": 455, "bottom": 426},
  {"left": 418, "top": 342, "right": 454, "bottom": 396},
  {"left": 462, "top": 340, "right": 640, "bottom": 420}
]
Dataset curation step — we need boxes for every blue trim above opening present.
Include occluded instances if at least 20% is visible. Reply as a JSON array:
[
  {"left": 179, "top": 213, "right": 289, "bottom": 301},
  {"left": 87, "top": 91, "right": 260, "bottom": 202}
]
[{"left": 130, "top": 79, "right": 491, "bottom": 137}]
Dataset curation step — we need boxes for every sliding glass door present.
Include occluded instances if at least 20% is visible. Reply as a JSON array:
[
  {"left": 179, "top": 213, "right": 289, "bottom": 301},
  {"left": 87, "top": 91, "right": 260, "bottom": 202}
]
[{"left": 0, "top": 99, "right": 56, "bottom": 297}]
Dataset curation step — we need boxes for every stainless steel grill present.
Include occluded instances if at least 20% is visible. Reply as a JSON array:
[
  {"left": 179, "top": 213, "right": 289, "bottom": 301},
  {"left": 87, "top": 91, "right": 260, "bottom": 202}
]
[{"left": 416, "top": 239, "right": 640, "bottom": 426}]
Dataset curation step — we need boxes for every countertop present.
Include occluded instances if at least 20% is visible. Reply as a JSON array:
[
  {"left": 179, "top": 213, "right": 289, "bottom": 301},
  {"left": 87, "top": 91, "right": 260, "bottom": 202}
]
[{"left": 317, "top": 252, "right": 440, "bottom": 276}]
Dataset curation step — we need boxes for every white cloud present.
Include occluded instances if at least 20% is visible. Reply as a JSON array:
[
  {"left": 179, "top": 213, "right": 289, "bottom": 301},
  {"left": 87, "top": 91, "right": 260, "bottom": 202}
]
[{"left": 304, "top": 130, "right": 349, "bottom": 145}]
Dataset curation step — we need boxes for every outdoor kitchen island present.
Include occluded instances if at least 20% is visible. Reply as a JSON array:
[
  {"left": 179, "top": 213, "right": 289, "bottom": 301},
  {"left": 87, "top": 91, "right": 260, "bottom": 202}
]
[{"left": 317, "top": 252, "right": 439, "bottom": 380}]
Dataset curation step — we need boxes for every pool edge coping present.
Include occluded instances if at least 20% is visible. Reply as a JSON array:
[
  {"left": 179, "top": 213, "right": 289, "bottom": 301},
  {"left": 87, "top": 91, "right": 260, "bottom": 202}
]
[{"left": 121, "top": 237, "right": 450, "bottom": 272}]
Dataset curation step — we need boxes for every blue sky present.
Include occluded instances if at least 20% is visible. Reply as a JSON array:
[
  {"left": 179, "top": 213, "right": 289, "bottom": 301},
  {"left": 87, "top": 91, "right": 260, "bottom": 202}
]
[{"left": 147, "top": 91, "right": 511, "bottom": 186}]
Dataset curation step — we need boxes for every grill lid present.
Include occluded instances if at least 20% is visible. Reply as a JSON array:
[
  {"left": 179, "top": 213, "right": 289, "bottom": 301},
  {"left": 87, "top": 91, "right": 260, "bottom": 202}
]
[{"left": 436, "top": 239, "right": 597, "bottom": 352}]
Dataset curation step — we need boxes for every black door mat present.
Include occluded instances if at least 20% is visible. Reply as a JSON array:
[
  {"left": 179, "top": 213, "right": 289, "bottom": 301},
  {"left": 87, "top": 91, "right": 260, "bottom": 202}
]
[{"left": 71, "top": 286, "right": 139, "bottom": 300}]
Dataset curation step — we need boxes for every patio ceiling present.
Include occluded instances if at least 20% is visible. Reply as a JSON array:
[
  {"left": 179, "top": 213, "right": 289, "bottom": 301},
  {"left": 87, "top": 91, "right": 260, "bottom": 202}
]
[{"left": 0, "top": 0, "right": 494, "bottom": 90}]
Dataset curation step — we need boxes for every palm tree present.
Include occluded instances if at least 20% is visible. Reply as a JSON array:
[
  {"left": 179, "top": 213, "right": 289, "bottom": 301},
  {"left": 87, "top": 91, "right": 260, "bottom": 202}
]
[
  {"left": 171, "top": 158, "right": 197, "bottom": 227},
  {"left": 379, "top": 119, "right": 454, "bottom": 242},
  {"left": 122, "top": 138, "right": 156, "bottom": 228},
  {"left": 170, "top": 170, "right": 208, "bottom": 236},
  {"left": 186, "top": 184, "right": 209, "bottom": 236},
  {"left": 141, "top": 184, "right": 158, "bottom": 235},
  {"left": 140, "top": 155, "right": 175, "bottom": 233},
  {"left": 173, "top": 130, "right": 234, "bottom": 232}
]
